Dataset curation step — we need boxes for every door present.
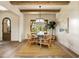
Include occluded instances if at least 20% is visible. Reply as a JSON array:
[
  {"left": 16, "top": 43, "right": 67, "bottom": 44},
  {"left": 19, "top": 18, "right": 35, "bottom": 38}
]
[{"left": 2, "top": 17, "right": 11, "bottom": 41}]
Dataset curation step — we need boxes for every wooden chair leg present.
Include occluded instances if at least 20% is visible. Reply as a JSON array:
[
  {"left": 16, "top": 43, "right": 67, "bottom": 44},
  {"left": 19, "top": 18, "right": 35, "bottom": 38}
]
[
  {"left": 27, "top": 40, "right": 32, "bottom": 47},
  {"left": 48, "top": 44, "right": 51, "bottom": 48},
  {"left": 48, "top": 45, "right": 50, "bottom": 48}
]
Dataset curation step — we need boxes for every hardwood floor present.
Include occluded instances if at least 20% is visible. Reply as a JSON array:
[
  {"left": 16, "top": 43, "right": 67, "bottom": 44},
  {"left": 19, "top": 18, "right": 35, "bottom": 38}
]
[
  {"left": 0, "top": 41, "right": 25, "bottom": 58},
  {"left": 0, "top": 40, "right": 78, "bottom": 58}
]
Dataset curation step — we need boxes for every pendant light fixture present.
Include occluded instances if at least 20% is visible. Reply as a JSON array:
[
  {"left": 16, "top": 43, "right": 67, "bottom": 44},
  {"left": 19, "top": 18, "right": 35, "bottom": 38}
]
[{"left": 36, "top": 6, "right": 44, "bottom": 23}]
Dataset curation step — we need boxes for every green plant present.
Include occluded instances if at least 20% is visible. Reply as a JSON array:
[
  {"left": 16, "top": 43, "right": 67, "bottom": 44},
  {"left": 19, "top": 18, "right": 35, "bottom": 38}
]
[{"left": 47, "top": 21, "right": 57, "bottom": 35}]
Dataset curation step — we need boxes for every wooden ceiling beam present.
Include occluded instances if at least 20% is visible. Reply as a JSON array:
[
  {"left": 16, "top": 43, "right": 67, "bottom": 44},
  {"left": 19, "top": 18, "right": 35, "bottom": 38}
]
[
  {"left": 10, "top": 1, "right": 70, "bottom": 5},
  {"left": 20, "top": 9, "right": 60, "bottom": 13}
]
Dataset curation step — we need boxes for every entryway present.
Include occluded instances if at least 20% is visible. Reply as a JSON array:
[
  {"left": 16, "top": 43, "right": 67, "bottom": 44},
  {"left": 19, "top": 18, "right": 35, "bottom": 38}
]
[{"left": 2, "top": 17, "right": 11, "bottom": 41}]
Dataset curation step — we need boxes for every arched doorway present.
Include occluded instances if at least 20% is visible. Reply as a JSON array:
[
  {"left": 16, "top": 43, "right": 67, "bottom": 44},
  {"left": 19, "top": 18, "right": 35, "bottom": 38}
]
[{"left": 2, "top": 17, "right": 11, "bottom": 41}]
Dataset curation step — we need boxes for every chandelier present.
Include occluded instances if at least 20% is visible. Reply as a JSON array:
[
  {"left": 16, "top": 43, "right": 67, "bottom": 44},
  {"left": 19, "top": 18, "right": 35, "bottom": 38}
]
[{"left": 36, "top": 6, "right": 44, "bottom": 23}]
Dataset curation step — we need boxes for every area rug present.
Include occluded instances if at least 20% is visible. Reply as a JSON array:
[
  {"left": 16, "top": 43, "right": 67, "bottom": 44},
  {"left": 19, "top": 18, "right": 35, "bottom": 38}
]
[{"left": 15, "top": 43, "right": 73, "bottom": 58}]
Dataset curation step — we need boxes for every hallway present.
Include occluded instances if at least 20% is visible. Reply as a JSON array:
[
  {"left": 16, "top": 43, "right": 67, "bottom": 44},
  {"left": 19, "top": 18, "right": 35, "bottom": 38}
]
[{"left": 0, "top": 40, "right": 78, "bottom": 58}]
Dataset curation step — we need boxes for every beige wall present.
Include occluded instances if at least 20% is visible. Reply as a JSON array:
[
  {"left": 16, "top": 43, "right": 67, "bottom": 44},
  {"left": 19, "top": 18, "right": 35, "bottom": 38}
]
[
  {"left": 0, "top": 11, "right": 19, "bottom": 41},
  {"left": 56, "top": 1, "right": 79, "bottom": 55},
  {"left": 24, "top": 14, "right": 56, "bottom": 39}
]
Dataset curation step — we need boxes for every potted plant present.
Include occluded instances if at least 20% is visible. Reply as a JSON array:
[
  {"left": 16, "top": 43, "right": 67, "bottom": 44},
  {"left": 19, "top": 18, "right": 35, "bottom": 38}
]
[{"left": 46, "top": 21, "right": 57, "bottom": 36}]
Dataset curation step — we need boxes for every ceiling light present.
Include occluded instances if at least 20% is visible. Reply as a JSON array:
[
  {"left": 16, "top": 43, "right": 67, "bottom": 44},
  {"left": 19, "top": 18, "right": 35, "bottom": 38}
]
[
  {"left": 36, "top": 18, "right": 44, "bottom": 23},
  {"left": 36, "top": 6, "right": 44, "bottom": 23},
  {"left": 0, "top": 5, "right": 8, "bottom": 11}
]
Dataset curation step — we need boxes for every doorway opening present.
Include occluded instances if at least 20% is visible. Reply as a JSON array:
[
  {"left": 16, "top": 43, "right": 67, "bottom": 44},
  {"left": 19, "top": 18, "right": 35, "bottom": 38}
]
[{"left": 2, "top": 17, "right": 11, "bottom": 41}]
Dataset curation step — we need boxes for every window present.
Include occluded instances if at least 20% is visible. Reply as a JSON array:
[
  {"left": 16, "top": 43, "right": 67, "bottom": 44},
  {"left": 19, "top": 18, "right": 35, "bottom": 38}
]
[{"left": 30, "top": 20, "right": 48, "bottom": 34}]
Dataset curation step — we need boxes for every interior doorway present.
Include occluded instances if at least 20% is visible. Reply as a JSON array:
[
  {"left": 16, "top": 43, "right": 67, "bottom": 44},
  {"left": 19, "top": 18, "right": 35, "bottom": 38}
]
[{"left": 2, "top": 17, "right": 11, "bottom": 41}]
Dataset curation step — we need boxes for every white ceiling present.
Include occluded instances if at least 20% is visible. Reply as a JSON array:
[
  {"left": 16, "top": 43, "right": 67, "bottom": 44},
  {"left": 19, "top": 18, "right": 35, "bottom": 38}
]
[
  {"left": 11, "top": 1, "right": 70, "bottom": 14},
  {"left": 13, "top": 5, "right": 68, "bottom": 14},
  {"left": 14, "top": 5, "right": 65, "bottom": 10},
  {"left": 0, "top": 5, "right": 8, "bottom": 11}
]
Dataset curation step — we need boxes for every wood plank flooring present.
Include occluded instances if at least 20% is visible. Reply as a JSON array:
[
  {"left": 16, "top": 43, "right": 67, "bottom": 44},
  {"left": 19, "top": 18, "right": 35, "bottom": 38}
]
[{"left": 0, "top": 40, "right": 78, "bottom": 58}]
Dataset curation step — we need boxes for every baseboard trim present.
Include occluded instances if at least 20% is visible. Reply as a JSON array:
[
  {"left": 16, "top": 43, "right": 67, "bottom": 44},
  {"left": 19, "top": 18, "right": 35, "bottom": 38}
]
[{"left": 56, "top": 41, "right": 79, "bottom": 57}]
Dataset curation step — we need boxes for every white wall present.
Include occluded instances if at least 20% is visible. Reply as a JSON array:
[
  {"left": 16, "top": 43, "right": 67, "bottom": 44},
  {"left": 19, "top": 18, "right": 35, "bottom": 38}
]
[
  {"left": 18, "top": 14, "right": 24, "bottom": 42},
  {"left": 56, "top": 1, "right": 79, "bottom": 55},
  {"left": 0, "top": 1, "right": 24, "bottom": 42},
  {"left": 24, "top": 14, "right": 56, "bottom": 39},
  {"left": 0, "top": 11, "right": 19, "bottom": 41}
]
